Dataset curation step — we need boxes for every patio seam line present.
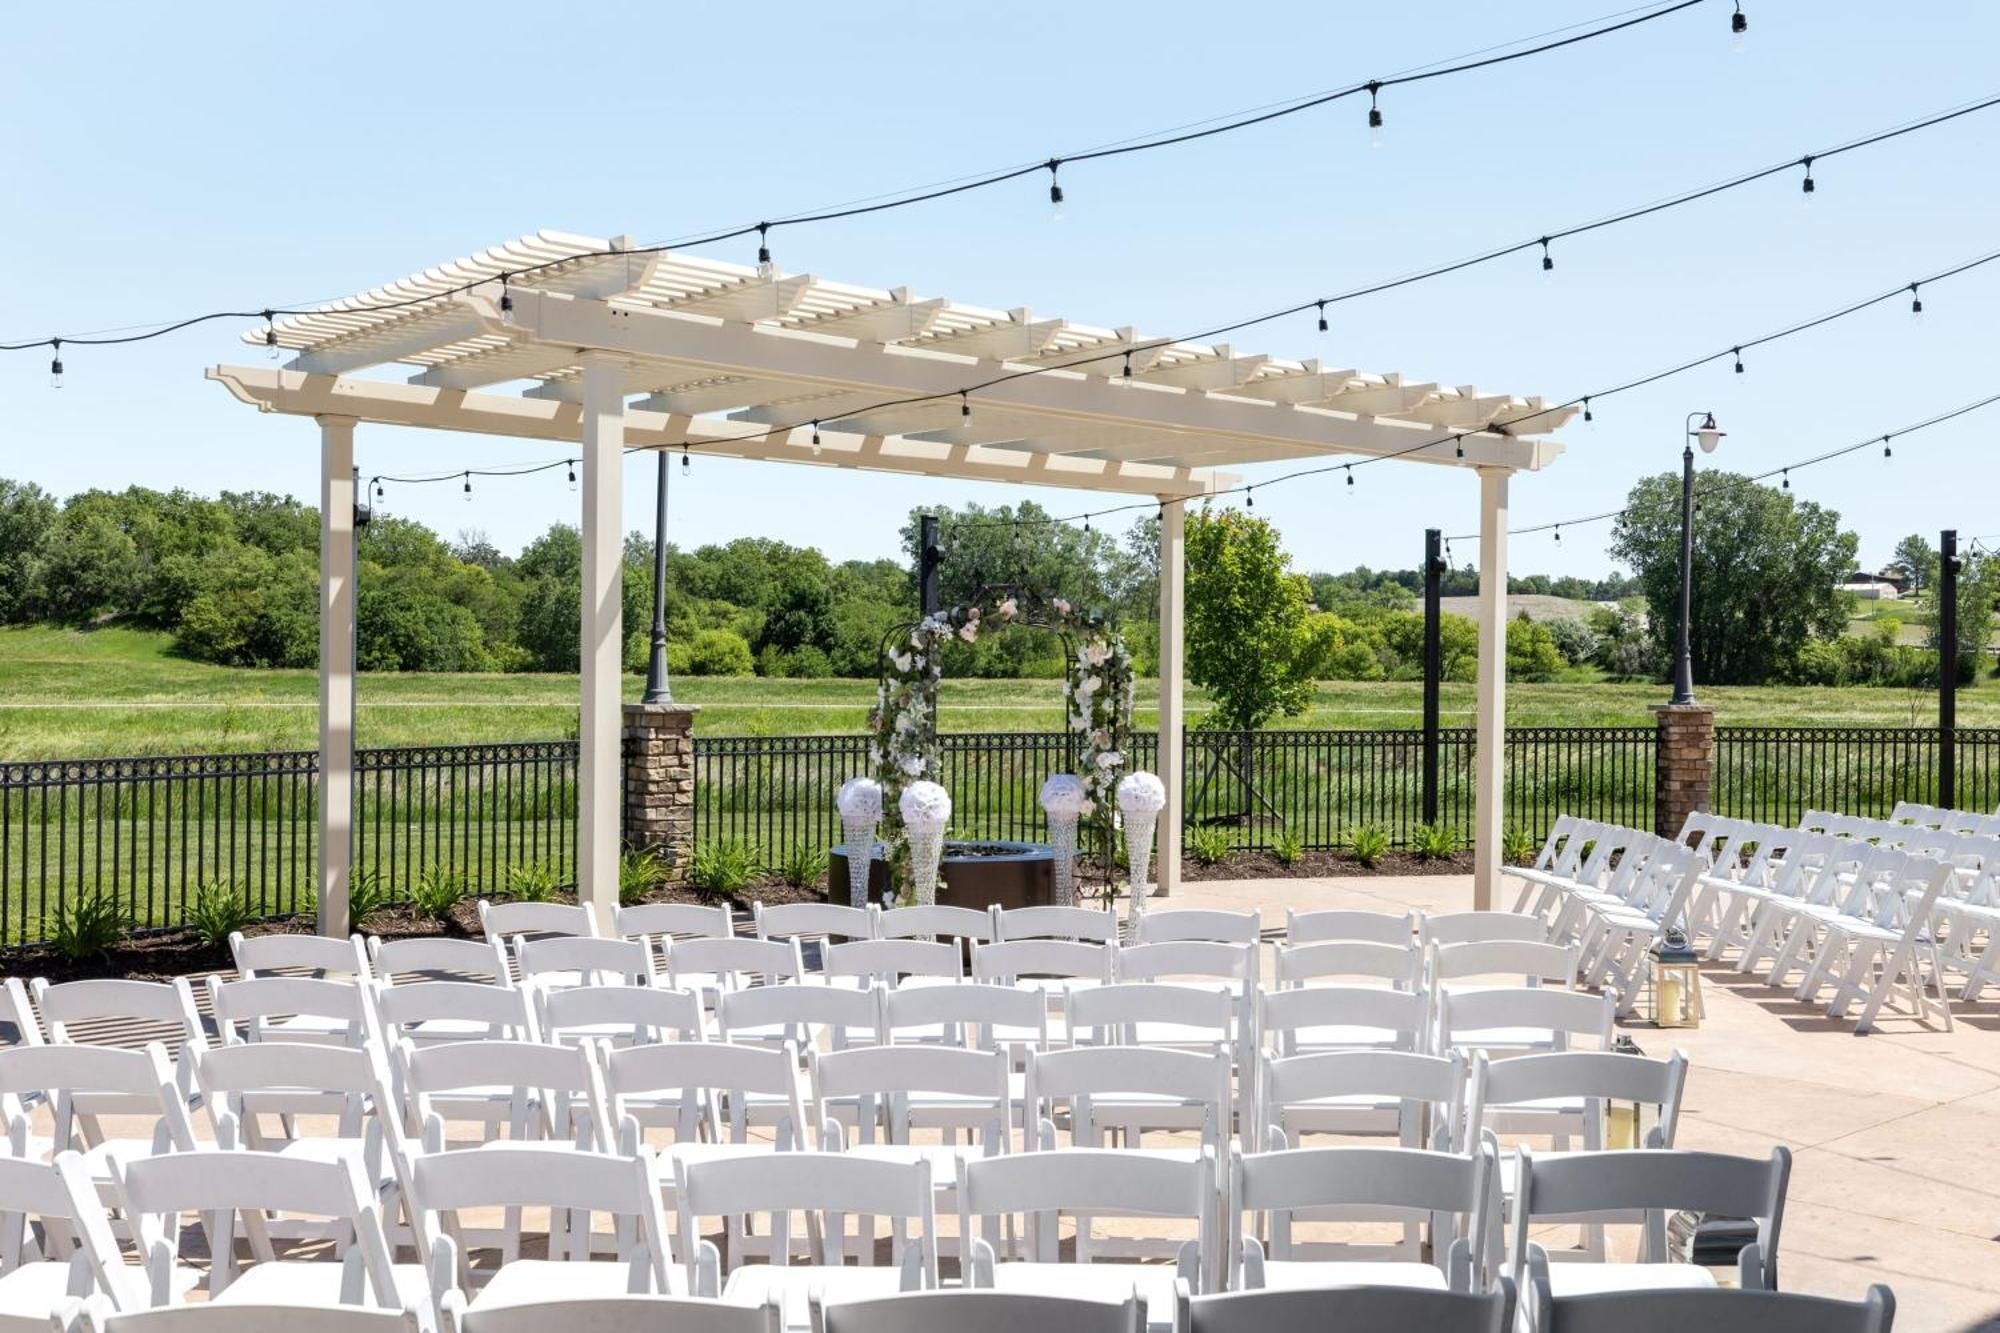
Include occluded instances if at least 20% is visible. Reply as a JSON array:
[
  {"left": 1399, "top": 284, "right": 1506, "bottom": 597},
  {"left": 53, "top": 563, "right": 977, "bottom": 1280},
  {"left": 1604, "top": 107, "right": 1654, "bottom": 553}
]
[{"left": 1785, "top": 1243, "right": 2000, "bottom": 1299}]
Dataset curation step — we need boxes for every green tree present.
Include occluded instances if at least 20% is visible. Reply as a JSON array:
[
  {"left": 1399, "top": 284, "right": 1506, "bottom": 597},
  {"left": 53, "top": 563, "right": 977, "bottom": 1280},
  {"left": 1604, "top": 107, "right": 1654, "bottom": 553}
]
[
  {"left": 1924, "top": 547, "right": 2000, "bottom": 684},
  {"left": 1609, "top": 472, "right": 1857, "bottom": 685},
  {"left": 1889, "top": 533, "right": 1938, "bottom": 596},
  {"left": 1506, "top": 614, "right": 1565, "bottom": 681},
  {"left": 1184, "top": 508, "right": 1319, "bottom": 730},
  {"left": 0, "top": 480, "right": 57, "bottom": 623}
]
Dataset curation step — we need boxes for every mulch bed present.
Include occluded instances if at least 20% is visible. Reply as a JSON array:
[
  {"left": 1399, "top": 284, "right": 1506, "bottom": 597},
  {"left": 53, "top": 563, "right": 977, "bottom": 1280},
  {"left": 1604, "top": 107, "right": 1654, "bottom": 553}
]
[{"left": 1178, "top": 849, "right": 1477, "bottom": 881}]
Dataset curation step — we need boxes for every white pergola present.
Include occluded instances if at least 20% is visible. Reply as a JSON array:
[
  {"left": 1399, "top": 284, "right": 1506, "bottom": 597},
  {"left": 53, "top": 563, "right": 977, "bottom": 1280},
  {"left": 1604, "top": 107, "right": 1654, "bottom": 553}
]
[{"left": 208, "top": 228, "right": 1571, "bottom": 934}]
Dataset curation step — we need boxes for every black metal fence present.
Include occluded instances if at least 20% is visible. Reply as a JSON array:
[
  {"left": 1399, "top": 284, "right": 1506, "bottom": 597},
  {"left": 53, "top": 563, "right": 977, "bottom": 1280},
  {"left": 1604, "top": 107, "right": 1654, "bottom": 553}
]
[
  {"left": 1713, "top": 726, "right": 2000, "bottom": 826},
  {"left": 0, "top": 741, "right": 576, "bottom": 945}
]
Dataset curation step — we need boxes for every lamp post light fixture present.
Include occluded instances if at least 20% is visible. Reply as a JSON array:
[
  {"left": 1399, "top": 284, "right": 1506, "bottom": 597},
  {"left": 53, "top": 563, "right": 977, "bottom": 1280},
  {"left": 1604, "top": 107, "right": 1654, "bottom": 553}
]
[
  {"left": 1669, "top": 412, "right": 1724, "bottom": 707},
  {"left": 641, "top": 449, "right": 673, "bottom": 705}
]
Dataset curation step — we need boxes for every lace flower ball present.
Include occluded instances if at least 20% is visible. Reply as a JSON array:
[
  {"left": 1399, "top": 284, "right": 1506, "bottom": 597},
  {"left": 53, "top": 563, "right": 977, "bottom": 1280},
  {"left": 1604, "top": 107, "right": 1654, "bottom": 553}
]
[
  {"left": 899, "top": 780, "right": 953, "bottom": 834},
  {"left": 836, "top": 776, "right": 883, "bottom": 823},
  {"left": 1116, "top": 771, "right": 1168, "bottom": 815},
  {"left": 1039, "top": 773, "right": 1092, "bottom": 819}
]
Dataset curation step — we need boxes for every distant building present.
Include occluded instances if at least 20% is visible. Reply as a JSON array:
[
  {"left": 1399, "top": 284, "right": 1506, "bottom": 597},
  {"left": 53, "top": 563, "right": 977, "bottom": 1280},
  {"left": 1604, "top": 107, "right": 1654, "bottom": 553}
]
[{"left": 1840, "top": 572, "right": 1901, "bottom": 601}]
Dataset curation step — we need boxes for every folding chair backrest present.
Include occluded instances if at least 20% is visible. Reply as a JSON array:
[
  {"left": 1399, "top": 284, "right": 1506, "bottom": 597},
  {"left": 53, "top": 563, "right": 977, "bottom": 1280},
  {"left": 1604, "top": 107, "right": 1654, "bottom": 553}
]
[
  {"left": 478, "top": 899, "right": 595, "bottom": 943},
  {"left": 0, "top": 1041, "right": 196, "bottom": 1149},
  {"left": 1257, "top": 985, "right": 1430, "bottom": 1055},
  {"left": 1178, "top": 1283, "right": 1514, "bottom": 1333},
  {"left": 1542, "top": 1285, "right": 1893, "bottom": 1333},
  {"left": 1115, "top": 940, "right": 1257, "bottom": 985},
  {"left": 666, "top": 936, "right": 806, "bottom": 989},
  {"left": 675, "top": 1151, "right": 935, "bottom": 1278},
  {"left": 1284, "top": 909, "right": 1414, "bottom": 945},
  {"left": 1470, "top": 1049, "right": 1687, "bottom": 1148},
  {"left": 190, "top": 1038, "right": 386, "bottom": 1146},
  {"left": 400, "top": 1038, "right": 609, "bottom": 1148},
  {"left": 78, "top": 1302, "right": 421, "bottom": 1333},
  {"left": 604, "top": 1040, "right": 808, "bottom": 1150},
  {"left": 1274, "top": 940, "right": 1420, "bottom": 988},
  {"left": 615, "top": 901, "right": 735, "bottom": 941},
  {"left": 1259, "top": 1049, "right": 1463, "bottom": 1149},
  {"left": 811, "top": 1045, "right": 1011, "bottom": 1128},
  {"left": 1420, "top": 911, "right": 1549, "bottom": 949},
  {"left": 368, "top": 936, "right": 509, "bottom": 984},
  {"left": 815, "top": 1290, "right": 1142, "bottom": 1333},
  {"left": 31, "top": 978, "right": 202, "bottom": 1047},
  {"left": 1438, "top": 987, "right": 1614, "bottom": 1053},
  {"left": 537, "top": 984, "right": 704, "bottom": 1045},
  {"left": 822, "top": 938, "right": 963, "bottom": 986},
  {"left": 1027, "top": 1046, "right": 1231, "bottom": 1147},
  {"left": 517, "top": 934, "right": 657, "bottom": 986},
  {"left": 1234, "top": 1143, "right": 1486, "bottom": 1222},
  {"left": 971, "top": 939, "right": 1114, "bottom": 984},
  {"left": 1514, "top": 1146, "right": 1790, "bottom": 1287},
  {"left": 446, "top": 1295, "right": 782, "bottom": 1333},
  {"left": 1429, "top": 940, "right": 1577, "bottom": 988},
  {"left": 1134, "top": 909, "right": 1260, "bottom": 944},
  {"left": 882, "top": 982, "right": 1048, "bottom": 1051},
  {"left": 373, "top": 979, "right": 538, "bottom": 1045},
  {"left": 716, "top": 982, "right": 882, "bottom": 1048},
  {"left": 1066, "top": 982, "right": 1234, "bottom": 1047},
  {"left": 754, "top": 901, "right": 876, "bottom": 944},
  {"left": 992, "top": 905, "right": 1118, "bottom": 942},
  {"left": 874, "top": 903, "right": 995, "bottom": 943},
  {"left": 230, "top": 930, "right": 371, "bottom": 981},
  {"left": 207, "top": 975, "right": 372, "bottom": 1045},
  {"left": 957, "top": 1148, "right": 1213, "bottom": 1260},
  {"left": 0, "top": 1153, "right": 134, "bottom": 1304}
]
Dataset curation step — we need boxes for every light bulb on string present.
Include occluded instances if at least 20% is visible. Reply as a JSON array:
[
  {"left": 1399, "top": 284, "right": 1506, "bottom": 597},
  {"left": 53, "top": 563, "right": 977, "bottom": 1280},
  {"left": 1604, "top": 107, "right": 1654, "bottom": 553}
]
[
  {"left": 1316, "top": 301, "right": 1328, "bottom": 335},
  {"left": 1245, "top": 487, "right": 1254, "bottom": 510},
  {"left": 1454, "top": 435, "right": 1464, "bottom": 459},
  {"left": 1122, "top": 351, "right": 1132, "bottom": 379},
  {"left": 462, "top": 472, "right": 472, "bottom": 501},
  {"left": 567, "top": 462, "right": 577, "bottom": 492},
  {"left": 810, "top": 422, "right": 822, "bottom": 457},
  {"left": 1366, "top": 81, "right": 1384, "bottom": 148},
  {"left": 1781, "top": 468, "right": 1790, "bottom": 490},
  {"left": 1046, "top": 160, "right": 1064, "bottom": 219},
  {"left": 49, "top": 339, "right": 62, "bottom": 389},
  {"left": 1083, "top": 514, "right": 1091, "bottom": 533},
  {"left": 1583, "top": 397, "right": 1594, "bottom": 424},
  {"left": 1910, "top": 284, "right": 1924, "bottom": 319},
  {"left": 499, "top": 276, "right": 515, "bottom": 324},
  {"left": 960, "top": 391, "right": 971, "bottom": 421},
  {"left": 756, "top": 224, "right": 772, "bottom": 266},
  {"left": 1883, "top": 436, "right": 1893, "bottom": 459},
  {"left": 1731, "top": 2, "right": 1748, "bottom": 51},
  {"left": 681, "top": 447, "right": 690, "bottom": 475},
  {"left": 263, "top": 310, "right": 279, "bottom": 360},
  {"left": 1554, "top": 524, "right": 1562, "bottom": 545},
  {"left": 1539, "top": 238, "right": 1554, "bottom": 284},
  {"left": 1733, "top": 347, "right": 1744, "bottom": 374},
  {"left": 1800, "top": 156, "right": 1815, "bottom": 203},
  {"left": 1345, "top": 466, "right": 1355, "bottom": 490}
]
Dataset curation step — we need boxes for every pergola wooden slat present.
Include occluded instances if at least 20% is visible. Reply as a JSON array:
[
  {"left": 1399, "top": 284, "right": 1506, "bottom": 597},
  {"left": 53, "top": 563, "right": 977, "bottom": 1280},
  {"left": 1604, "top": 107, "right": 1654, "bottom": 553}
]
[{"left": 207, "top": 228, "right": 1569, "bottom": 933}]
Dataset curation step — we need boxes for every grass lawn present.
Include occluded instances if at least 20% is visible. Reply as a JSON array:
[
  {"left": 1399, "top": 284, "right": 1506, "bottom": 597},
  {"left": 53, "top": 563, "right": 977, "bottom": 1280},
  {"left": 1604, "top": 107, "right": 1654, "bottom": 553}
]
[{"left": 0, "top": 623, "right": 1982, "bottom": 760}]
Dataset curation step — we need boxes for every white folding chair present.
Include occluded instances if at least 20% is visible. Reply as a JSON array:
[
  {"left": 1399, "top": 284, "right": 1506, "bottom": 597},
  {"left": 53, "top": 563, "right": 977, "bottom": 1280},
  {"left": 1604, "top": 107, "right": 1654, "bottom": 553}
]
[
  {"left": 395, "top": 1038, "right": 612, "bottom": 1156},
  {"left": 882, "top": 982, "right": 1048, "bottom": 1059},
  {"left": 26, "top": 979, "right": 202, "bottom": 1063},
  {"left": 1421, "top": 912, "right": 1551, "bottom": 949},
  {"left": 1427, "top": 940, "right": 1578, "bottom": 992},
  {"left": 754, "top": 903, "right": 877, "bottom": 970},
  {"left": 208, "top": 975, "right": 374, "bottom": 1049},
  {"left": 1232, "top": 1142, "right": 1496, "bottom": 1292},
  {"left": 822, "top": 940, "right": 963, "bottom": 988},
  {"left": 536, "top": 985, "right": 705, "bottom": 1047},
  {"left": 1808, "top": 857, "right": 1956, "bottom": 1033},
  {"left": 607, "top": 1039, "right": 810, "bottom": 1158},
  {"left": 1284, "top": 909, "right": 1415, "bottom": 945},
  {"left": 1467, "top": 1049, "right": 1687, "bottom": 1156},
  {"left": 958, "top": 1148, "right": 1218, "bottom": 1316},
  {"left": 374, "top": 980, "right": 540, "bottom": 1050},
  {"left": 59, "top": 1298, "right": 419, "bottom": 1333},
  {"left": 1538, "top": 1284, "right": 1894, "bottom": 1333},
  {"left": 1025, "top": 1046, "right": 1232, "bottom": 1161},
  {"left": 1272, "top": 940, "right": 1421, "bottom": 991},
  {"left": 813, "top": 1289, "right": 1142, "bottom": 1333},
  {"left": 615, "top": 901, "right": 735, "bottom": 942},
  {"left": 991, "top": 906, "right": 1118, "bottom": 943},
  {"left": 665, "top": 937, "right": 807, "bottom": 1005},
  {"left": 1256, "top": 984, "right": 1430, "bottom": 1060},
  {"left": 478, "top": 900, "right": 595, "bottom": 945},
  {"left": 442, "top": 1293, "right": 780, "bottom": 1333},
  {"left": 675, "top": 1151, "right": 935, "bottom": 1328},
  {"left": 518, "top": 935, "right": 657, "bottom": 990},
  {"left": 1257, "top": 1048, "right": 1463, "bottom": 1151},
  {"left": 874, "top": 905, "right": 995, "bottom": 945},
  {"left": 1174, "top": 1280, "right": 1514, "bottom": 1333},
  {"left": 1511, "top": 1146, "right": 1790, "bottom": 1328},
  {"left": 1063, "top": 984, "right": 1239, "bottom": 1151},
  {"left": 104, "top": 1147, "right": 417, "bottom": 1316},
  {"left": 367, "top": 937, "right": 510, "bottom": 987},
  {"left": 1133, "top": 910, "right": 1260, "bottom": 944},
  {"left": 409, "top": 1145, "right": 679, "bottom": 1311},
  {"left": 716, "top": 983, "right": 882, "bottom": 1057},
  {"left": 1436, "top": 988, "right": 1615, "bottom": 1057},
  {"left": 229, "top": 933, "right": 373, "bottom": 1042},
  {"left": 0, "top": 1152, "right": 155, "bottom": 1327},
  {"left": 0, "top": 1044, "right": 198, "bottom": 1197}
]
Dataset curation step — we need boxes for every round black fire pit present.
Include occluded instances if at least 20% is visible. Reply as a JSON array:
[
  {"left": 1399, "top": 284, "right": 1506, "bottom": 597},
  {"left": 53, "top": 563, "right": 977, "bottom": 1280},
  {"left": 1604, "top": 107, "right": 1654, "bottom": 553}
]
[{"left": 827, "top": 840, "right": 1055, "bottom": 910}]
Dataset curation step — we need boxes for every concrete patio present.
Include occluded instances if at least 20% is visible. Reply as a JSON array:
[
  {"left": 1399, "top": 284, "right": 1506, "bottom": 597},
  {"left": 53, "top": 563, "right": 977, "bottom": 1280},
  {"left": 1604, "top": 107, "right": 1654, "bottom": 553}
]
[{"left": 1174, "top": 872, "right": 2000, "bottom": 1333}]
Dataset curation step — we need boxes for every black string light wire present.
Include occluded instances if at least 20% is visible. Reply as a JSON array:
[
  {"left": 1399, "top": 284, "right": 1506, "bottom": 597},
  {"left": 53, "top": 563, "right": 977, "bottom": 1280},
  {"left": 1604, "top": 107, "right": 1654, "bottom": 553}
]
[{"left": 5, "top": 0, "right": 1737, "bottom": 358}]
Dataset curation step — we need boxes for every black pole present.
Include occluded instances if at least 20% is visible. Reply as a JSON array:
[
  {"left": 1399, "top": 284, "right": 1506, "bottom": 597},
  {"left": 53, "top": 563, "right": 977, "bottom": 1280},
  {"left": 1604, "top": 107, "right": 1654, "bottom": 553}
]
[
  {"left": 1669, "top": 441, "right": 1698, "bottom": 706},
  {"left": 919, "top": 513, "right": 942, "bottom": 617},
  {"left": 1422, "top": 529, "right": 1443, "bottom": 825},
  {"left": 1940, "top": 528, "right": 1959, "bottom": 809},
  {"left": 641, "top": 450, "right": 673, "bottom": 704}
]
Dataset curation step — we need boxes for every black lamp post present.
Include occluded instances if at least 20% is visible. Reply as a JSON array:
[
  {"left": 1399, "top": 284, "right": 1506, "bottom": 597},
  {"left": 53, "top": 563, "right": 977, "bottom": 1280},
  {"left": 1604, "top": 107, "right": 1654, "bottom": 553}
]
[
  {"left": 641, "top": 450, "right": 673, "bottom": 704},
  {"left": 1670, "top": 412, "right": 1725, "bottom": 706}
]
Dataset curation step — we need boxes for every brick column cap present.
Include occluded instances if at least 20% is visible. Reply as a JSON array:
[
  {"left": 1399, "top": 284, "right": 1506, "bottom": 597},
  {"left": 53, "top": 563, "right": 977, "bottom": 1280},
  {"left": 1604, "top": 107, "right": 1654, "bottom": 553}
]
[
  {"left": 1649, "top": 703, "right": 1715, "bottom": 718},
  {"left": 623, "top": 702, "right": 702, "bottom": 718}
]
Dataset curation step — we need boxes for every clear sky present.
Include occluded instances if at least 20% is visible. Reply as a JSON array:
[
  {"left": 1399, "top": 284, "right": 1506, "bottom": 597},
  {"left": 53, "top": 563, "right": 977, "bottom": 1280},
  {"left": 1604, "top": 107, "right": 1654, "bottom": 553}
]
[{"left": 4, "top": 1, "right": 1994, "bottom": 579}]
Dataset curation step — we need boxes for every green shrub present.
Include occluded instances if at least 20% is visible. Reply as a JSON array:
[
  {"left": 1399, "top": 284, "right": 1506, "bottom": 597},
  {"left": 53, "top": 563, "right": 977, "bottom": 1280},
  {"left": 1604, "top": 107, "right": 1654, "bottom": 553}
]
[
  {"left": 688, "top": 841, "right": 760, "bottom": 899},
  {"left": 1188, "top": 827, "right": 1232, "bottom": 866},
  {"left": 1271, "top": 827, "right": 1306, "bottom": 867},
  {"left": 1411, "top": 823, "right": 1458, "bottom": 862},
  {"left": 186, "top": 879, "right": 254, "bottom": 947},
  {"left": 506, "top": 861, "right": 561, "bottom": 903},
  {"left": 619, "top": 847, "right": 668, "bottom": 906},
  {"left": 775, "top": 843, "right": 823, "bottom": 891},
  {"left": 411, "top": 864, "right": 467, "bottom": 921},
  {"left": 49, "top": 893, "right": 130, "bottom": 961},
  {"left": 347, "top": 869, "right": 393, "bottom": 926},
  {"left": 1502, "top": 827, "right": 1538, "bottom": 866},
  {"left": 1346, "top": 824, "right": 1391, "bottom": 868}
]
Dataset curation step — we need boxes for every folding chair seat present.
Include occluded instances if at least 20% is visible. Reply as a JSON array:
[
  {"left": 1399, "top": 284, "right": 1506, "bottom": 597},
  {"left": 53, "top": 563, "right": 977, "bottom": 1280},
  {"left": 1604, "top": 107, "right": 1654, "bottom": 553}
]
[
  {"left": 1283, "top": 908, "right": 1414, "bottom": 945},
  {"left": 60, "top": 1300, "right": 419, "bottom": 1333},
  {"left": 1231, "top": 1142, "right": 1497, "bottom": 1292},
  {"left": 229, "top": 932, "right": 373, "bottom": 1043},
  {"left": 1537, "top": 1284, "right": 1895, "bottom": 1333},
  {"left": 441, "top": 1293, "right": 780, "bottom": 1333},
  {"left": 812, "top": 1289, "right": 1142, "bottom": 1333},
  {"left": 1063, "top": 984, "right": 1239, "bottom": 1142},
  {"left": 536, "top": 984, "right": 704, "bottom": 1047},
  {"left": 879, "top": 985, "right": 1040, "bottom": 1125},
  {"left": 410, "top": 1145, "right": 680, "bottom": 1311},
  {"left": 1132, "top": 910, "right": 1259, "bottom": 944},
  {"left": 1511, "top": 1146, "right": 1790, "bottom": 1328},
  {"left": 675, "top": 1151, "right": 936, "bottom": 1329},
  {"left": 1174, "top": 1281, "right": 1514, "bottom": 1333},
  {"left": 958, "top": 1148, "right": 1218, "bottom": 1321}
]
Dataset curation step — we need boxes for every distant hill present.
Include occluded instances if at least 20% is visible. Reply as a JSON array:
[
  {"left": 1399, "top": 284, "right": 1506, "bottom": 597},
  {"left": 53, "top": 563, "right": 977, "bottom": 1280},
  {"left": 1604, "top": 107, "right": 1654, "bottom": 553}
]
[{"left": 1439, "top": 594, "right": 1611, "bottom": 623}]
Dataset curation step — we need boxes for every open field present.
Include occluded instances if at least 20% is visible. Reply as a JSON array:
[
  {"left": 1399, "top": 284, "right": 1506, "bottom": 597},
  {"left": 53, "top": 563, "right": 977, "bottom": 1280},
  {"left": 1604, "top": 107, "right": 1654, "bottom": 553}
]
[{"left": 0, "top": 623, "right": 1980, "bottom": 759}]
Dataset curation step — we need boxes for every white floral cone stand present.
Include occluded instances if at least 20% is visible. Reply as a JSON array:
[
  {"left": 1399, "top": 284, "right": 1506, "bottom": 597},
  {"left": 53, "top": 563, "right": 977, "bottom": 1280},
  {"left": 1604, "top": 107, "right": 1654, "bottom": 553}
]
[
  {"left": 900, "top": 781, "right": 952, "bottom": 908},
  {"left": 836, "top": 777, "right": 883, "bottom": 909},
  {"left": 1117, "top": 771, "right": 1167, "bottom": 926},
  {"left": 1040, "top": 774, "right": 1090, "bottom": 909}
]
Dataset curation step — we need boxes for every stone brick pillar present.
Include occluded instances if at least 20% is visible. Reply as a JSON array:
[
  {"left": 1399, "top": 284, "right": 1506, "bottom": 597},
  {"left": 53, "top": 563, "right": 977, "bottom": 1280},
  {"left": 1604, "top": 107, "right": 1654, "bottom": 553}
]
[
  {"left": 623, "top": 702, "right": 699, "bottom": 884},
  {"left": 1652, "top": 703, "right": 1715, "bottom": 838}
]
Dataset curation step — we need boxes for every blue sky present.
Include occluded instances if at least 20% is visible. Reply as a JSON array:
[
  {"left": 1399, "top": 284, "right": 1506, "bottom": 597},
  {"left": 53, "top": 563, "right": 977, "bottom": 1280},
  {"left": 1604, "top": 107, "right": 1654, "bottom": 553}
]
[{"left": 4, "top": 1, "right": 1994, "bottom": 578}]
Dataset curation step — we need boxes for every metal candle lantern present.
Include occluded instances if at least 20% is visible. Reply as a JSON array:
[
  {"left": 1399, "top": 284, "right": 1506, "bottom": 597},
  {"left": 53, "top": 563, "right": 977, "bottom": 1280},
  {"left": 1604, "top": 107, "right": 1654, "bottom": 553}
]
[{"left": 1647, "top": 930, "right": 1705, "bottom": 1028}]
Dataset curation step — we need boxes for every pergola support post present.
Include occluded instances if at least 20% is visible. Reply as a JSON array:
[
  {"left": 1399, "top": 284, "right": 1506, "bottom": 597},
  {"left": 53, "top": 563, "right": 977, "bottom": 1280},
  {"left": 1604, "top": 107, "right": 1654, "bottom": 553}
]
[
  {"left": 316, "top": 416, "right": 357, "bottom": 937},
  {"left": 1155, "top": 496, "right": 1187, "bottom": 899},
  {"left": 577, "top": 355, "right": 626, "bottom": 931},
  {"left": 1472, "top": 467, "right": 1511, "bottom": 909}
]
